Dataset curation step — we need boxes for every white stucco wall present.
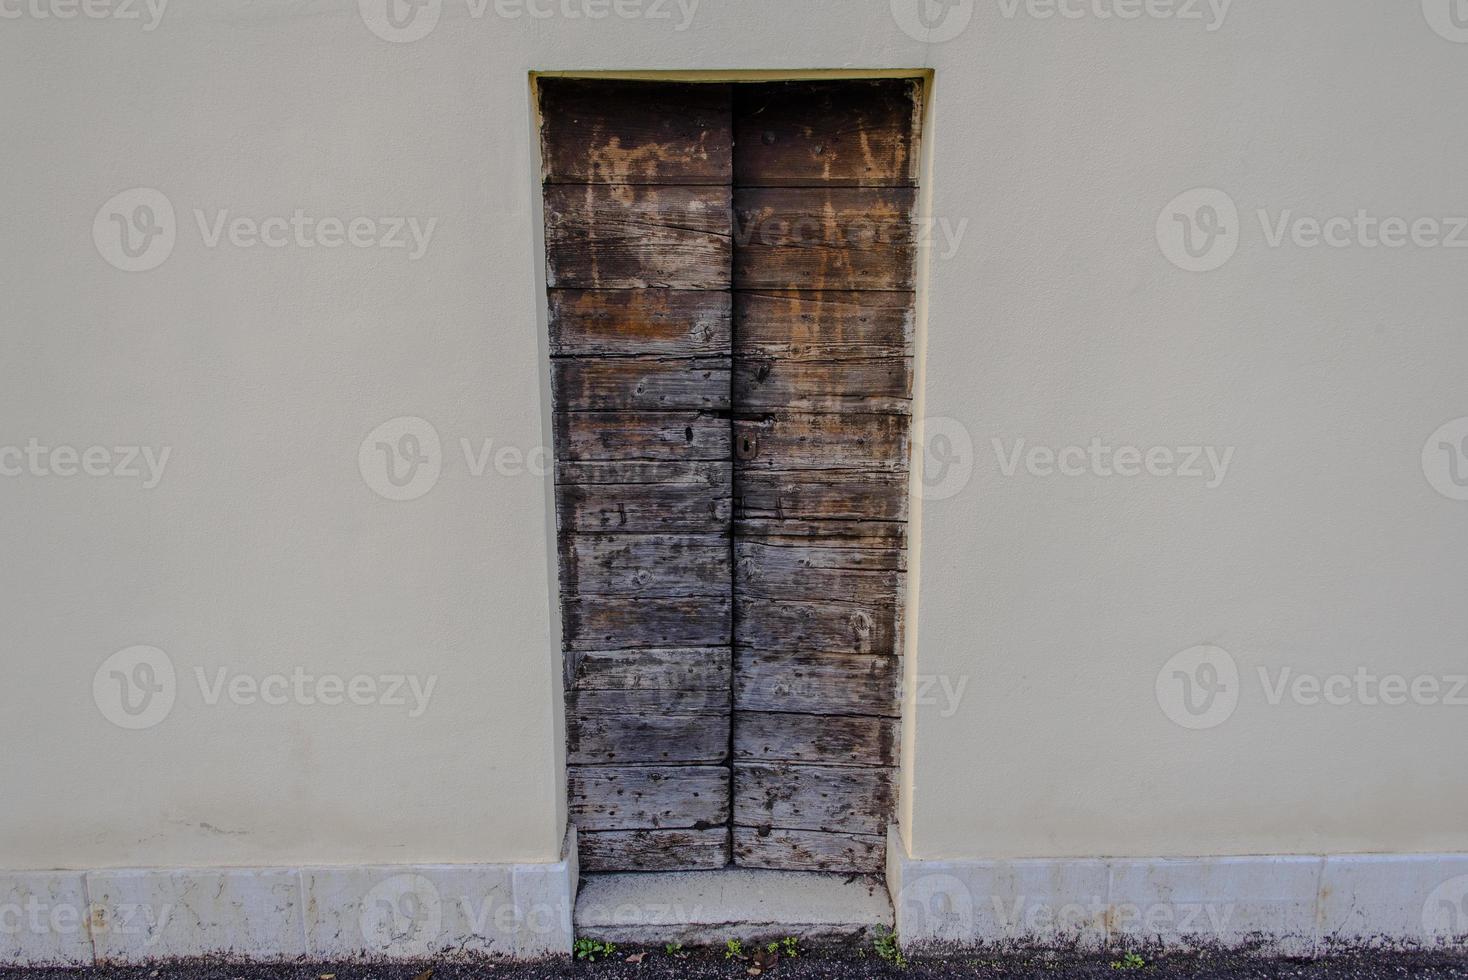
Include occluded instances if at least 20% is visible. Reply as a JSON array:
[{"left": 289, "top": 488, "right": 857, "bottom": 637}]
[{"left": 1, "top": 0, "right": 1464, "bottom": 872}]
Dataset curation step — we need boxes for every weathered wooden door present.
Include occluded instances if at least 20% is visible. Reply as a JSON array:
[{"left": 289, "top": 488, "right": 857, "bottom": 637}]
[{"left": 541, "top": 77, "right": 920, "bottom": 875}]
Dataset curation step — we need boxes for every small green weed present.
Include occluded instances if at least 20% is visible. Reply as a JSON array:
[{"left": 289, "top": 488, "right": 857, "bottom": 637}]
[
  {"left": 573, "top": 938, "right": 616, "bottom": 962},
  {"left": 663, "top": 942, "right": 684, "bottom": 956},
  {"left": 725, "top": 938, "right": 745, "bottom": 960},
  {"left": 765, "top": 936, "right": 799, "bottom": 958},
  {"left": 873, "top": 927, "right": 907, "bottom": 969},
  {"left": 1112, "top": 953, "right": 1146, "bottom": 970}
]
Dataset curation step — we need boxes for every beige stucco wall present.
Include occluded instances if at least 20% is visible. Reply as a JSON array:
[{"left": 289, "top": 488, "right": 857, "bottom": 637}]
[{"left": 2, "top": 0, "right": 1465, "bottom": 871}]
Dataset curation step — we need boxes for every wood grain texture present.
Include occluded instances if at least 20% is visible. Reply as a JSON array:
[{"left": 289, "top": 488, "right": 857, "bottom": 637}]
[
  {"left": 734, "top": 188, "right": 916, "bottom": 291},
  {"left": 733, "top": 762, "right": 895, "bottom": 836},
  {"left": 568, "top": 711, "right": 730, "bottom": 765},
  {"left": 734, "top": 711, "right": 898, "bottom": 767},
  {"left": 545, "top": 184, "right": 732, "bottom": 289},
  {"left": 732, "top": 826, "right": 884, "bottom": 874},
  {"left": 734, "top": 539, "right": 905, "bottom": 603},
  {"left": 575, "top": 648, "right": 732, "bottom": 691},
  {"left": 554, "top": 357, "right": 731, "bottom": 412},
  {"left": 735, "top": 595, "right": 900, "bottom": 656},
  {"left": 568, "top": 686, "right": 730, "bottom": 715},
  {"left": 557, "top": 460, "right": 730, "bottom": 487},
  {"left": 734, "top": 649, "right": 900, "bottom": 717},
  {"left": 735, "top": 470, "right": 909, "bottom": 522},
  {"left": 560, "top": 534, "right": 731, "bottom": 597},
  {"left": 733, "top": 518, "right": 907, "bottom": 545},
  {"left": 564, "top": 596, "right": 732, "bottom": 651},
  {"left": 732, "top": 414, "right": 910, "bottom": 472},
  {"left": 540, "top": 79, "right": 732, "bottom": 185},
  {"left": 555, "top": 411, "right": 731, "bottom": 462},
  {"left": 733, "top": 79, "right": 921, "bottom": 187},
  {"left": 733, "top": 356, "right": 912, "bottom": 413},
  {"left": 558, "top": 481, "right": 731, "bottom": 534},
  {"left": 568, "top": 765, "right": 730, "bottom": 831},
  {"left": 579, "top": 828, "right": 731, "bottom": 872},
  {"left": 550, "top": 289, "right": 732, "bottom": 357},
  {"left": 735, "top": 290, "right": 913, "bottom": 356}
]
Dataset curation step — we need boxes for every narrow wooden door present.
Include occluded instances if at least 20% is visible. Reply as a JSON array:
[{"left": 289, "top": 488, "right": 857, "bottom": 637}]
[
  {"left": 729, "top": 80, "right": 920, "bottom": 873},
  {"left": 542, "top": 79, "right": 736, "bottom": 872},
  {"left": 542, "top": 77, "right": 921, "bottom": 875}
]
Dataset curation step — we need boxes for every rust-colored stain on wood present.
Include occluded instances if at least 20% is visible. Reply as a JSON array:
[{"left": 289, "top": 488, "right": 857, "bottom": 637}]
[{"left": 540, "top": 76, "right": 921, "bottom": 875}]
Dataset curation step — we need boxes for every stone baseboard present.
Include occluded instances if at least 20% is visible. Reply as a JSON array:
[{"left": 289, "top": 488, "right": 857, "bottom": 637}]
[
  {"left": 1, "top": 830, "right": 577, "bottom": 966},
  {"left": 886, "top": 827, "right": 1468, "bottom": 955}
]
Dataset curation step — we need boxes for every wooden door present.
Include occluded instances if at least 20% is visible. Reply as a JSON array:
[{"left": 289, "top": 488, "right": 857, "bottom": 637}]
[
  {"left": 728, "top": 80, "right": 920, "bottom": 873},
  {"left": 541, "top": 77, "right": 921, "bottom": 875},
  {"left": 542, "top": 79, "right": 736, "bottom": 872}
]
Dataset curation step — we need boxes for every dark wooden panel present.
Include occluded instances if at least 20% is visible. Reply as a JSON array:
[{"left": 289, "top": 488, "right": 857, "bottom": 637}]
[
  {"left": 733, "top": 518, "right": 907, "bottom": 546},
  {"left": 560, "top": 534, "right": 730, "bottom": 597},
  {"left": 734, "top": 762, "right": 894, "bottom": 836},
  {"left": 733, "top": 79, "right": 921, "bottom": 187},
  {"left": 734, "top": 188, "right": 916, "bottom": 291},
  {"left": 564, "top": 596, "right": 731, "bottom": 651},
  {"left": 568, "top": 686, "right": 730, "bottom": 715},
  {"left": 733, "top": 826, "right": 884, "bottom": 874},
  {"left": 736, "top": 596, "right": 900, "bottom": 655},
  {"left": 735, "top": 290, "right": 913, "bottom": 357},
  {"left": 540, "top": 79, "right": 732, "bottom": 185},
  {"left": 734, "top": 356, "right": 912, "bottom": 414},
  {"left": 553, "top": 357, "right": 730, "bottom": 412},
  {"left": 732, "top": 413, "right": 910, "bottom": 472},
  {"left": 557, "top": 460, "right": 730, "bottom": 487},
  {"left": 550, "top": 289, "right": 732, "bottom": 358},
  {"left": 545, "top": 184, "right": 732, "bottom": 290},
  {"left": 735, "top": 471, "right": 909, "bottom": 522},
  {"left": 735, "top": 649, "right": 900, "bottom": 717},
  {"left": 568, "top": 765, "right": 730, "bottom": 831},
  {"left": 735, "top": 540, "right": 904, "bottom": 603},
  {"left": 579, "top": 828, "right": 730, "bottom": 872},
  {"left": 734, "top": 711, "right": 897, "bottom": 767},
  {"left": 568, "top": 712, "right": 729, "bottom": 765},
  {"left": 555, "top": 411, "right": 730, "bottom": 462},
  {"left": 575, "top": 648, "right": 732, "bottom": 691},
  {"left": 558, "top": 482, "right": 731, "bottom": 534}
]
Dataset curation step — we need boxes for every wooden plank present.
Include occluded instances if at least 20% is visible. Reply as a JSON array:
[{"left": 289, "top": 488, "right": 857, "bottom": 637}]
[
  {"left": 735, "top": 596, "right": 900, "bottom": 656},
  {"left": 575, "top": 648, "right": 732, "bottom": 691},
  {"left": 579, "top": 828, "right": 730, "bottom": 872},
  {"left": 564, "top": 596, "right": 731, "bottom": 651},
  {"left": 568, "top": 712, "right": 729, "bottom": 765},
  {"left": 735, "top": 471, "right": 909, "bottom": 522},
  {"left": 735, "top": 540, "right": 904, "bottom": 603},
  {"left": 550, "top": 289, "right": 731, "bottom": 357},
  {"left": 732, "top": 826, "right": 884, "bottom": 874},
  {"left": 734, "top": 356, "right": 912, "bottom": 414},
  {"left": 553, "top": 357, "right": 730, "bottom": 412},
  {"left": 560, "top": 534, "right": 730, "bottom": 598},
  {"left": 732, "top": 413, "right": 909, "bottom": 472},
  {"left": 733, "top": 79, "right": 921, "bottom": 187},
  {"left": 735, "top": 290, "right": 913, "bottom": 357},
  {"left": 732, "top": 518, "right": 907, "bottom": 545},
  {"left": 554, "top": 411, "right": 730, "bottom": 462},
  {"left": 558, "top": 482, "right": 731, "bottom": 534},
  {"left": 733, "top": 762, "right": 894, "bottom": 836},
  {"left": 734, "top": 649, "right": 900, "bottom": 717},
  {"left": 545, "top": 184, "right": 732, "bottom": 290},
  {"left": 734, "top": 188, "right": 916, "bottom": 291},
  {"left": 556, "top": 460, "right": 730, "bottom": 486},
  {"left": 539, "top": 79, "right": 732, "bottom": 185},
  {"left": 568, "top": 686, "right": 730, "bottom": 715},
  {"left": 568, "top": 765, "right": 730, "bottom": 831},
  {"left": 734, "top": 711, "right": 897, "bottom": 767}
]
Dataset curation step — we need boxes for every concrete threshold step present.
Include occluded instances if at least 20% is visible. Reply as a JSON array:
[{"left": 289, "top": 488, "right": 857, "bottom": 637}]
[{"left": 574, "top": 869, "right": 893, "bottom": 946}]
